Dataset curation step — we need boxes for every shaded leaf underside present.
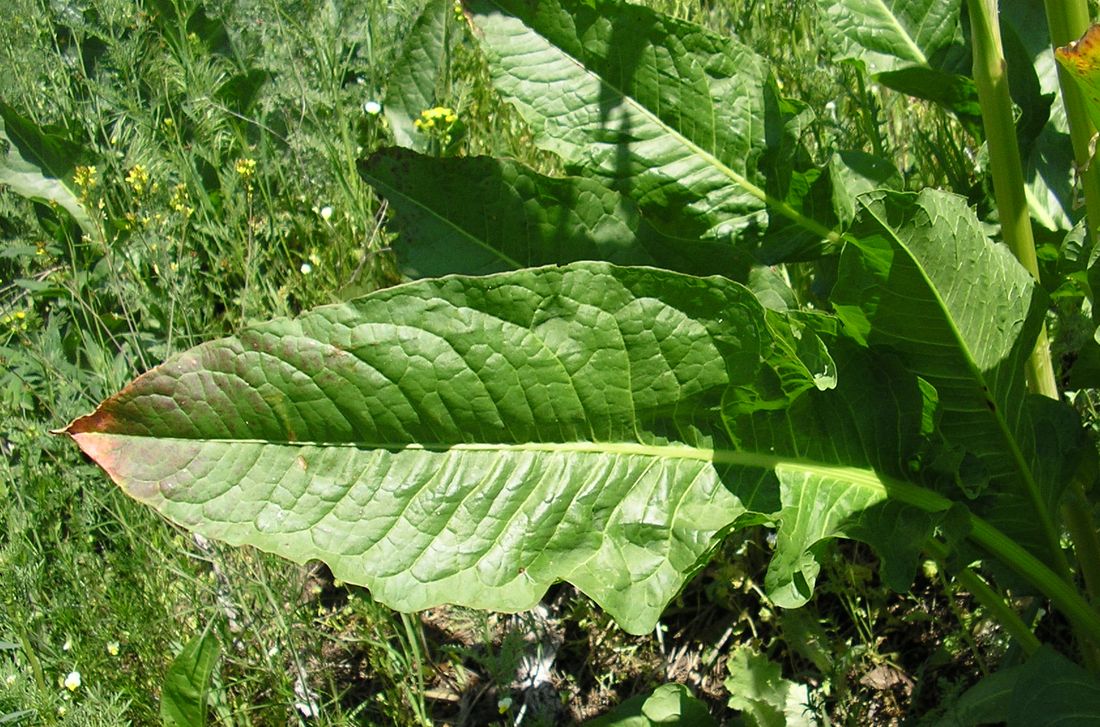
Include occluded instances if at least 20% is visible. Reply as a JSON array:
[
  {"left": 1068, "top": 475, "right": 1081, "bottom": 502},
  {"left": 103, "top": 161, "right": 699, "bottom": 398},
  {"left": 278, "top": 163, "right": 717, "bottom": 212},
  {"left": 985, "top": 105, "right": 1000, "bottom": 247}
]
[{"left": 360, "top": 147, "right": 741, "bottom": 278}]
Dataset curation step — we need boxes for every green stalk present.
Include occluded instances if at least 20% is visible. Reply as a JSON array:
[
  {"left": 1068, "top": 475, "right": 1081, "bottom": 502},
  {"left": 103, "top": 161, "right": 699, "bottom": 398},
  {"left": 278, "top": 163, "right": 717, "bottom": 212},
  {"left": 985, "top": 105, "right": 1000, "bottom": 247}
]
[
  {"left": 924, "top": 539, "right": 1041, "bottom": 655},
  {"left": 869, "top": 475, "right": 1100, "bottom": 645},
  {"left": 969, "top": 515, "right": 1100, "bottom": 647},
  {"left": 1043, "top": 0, "right": 1100, "bottom": 615},
  {"left": 966, "top": 0, "right": 1071, "bottom": 580},
  {"left": 1044, "top": 0, "right": 1100, "bottom": 248}
]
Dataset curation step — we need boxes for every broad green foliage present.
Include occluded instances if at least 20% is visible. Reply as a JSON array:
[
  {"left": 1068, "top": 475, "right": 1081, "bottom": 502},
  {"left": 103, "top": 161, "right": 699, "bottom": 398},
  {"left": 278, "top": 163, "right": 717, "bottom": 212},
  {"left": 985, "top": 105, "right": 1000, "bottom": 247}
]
[
  {"left": 68, "top": 264, "right": 791, "bottom": 633},
  {"left": 941, "top": 647, "right": 1100, "bottom": 726},
  {"left": 360, "top": 148, "right": 738, "bottom": 277},
  {"left": 834, "top": 190, "right": 1078, "bottom": 564},
  {"left": 821, "top": 0, "right": 963, "bottom": 70},
  {"left": 62, "top": 0, "right": 1100, "bottom": 720},
  {"left": 465, "top": 0, "right": 772, "bottom": 242},
  {"left": 0, "top": 101, "right": 95, "bottom": 236},
  {"left": 384, "top": 0, "right": 463, "bottom": 152},
  {"left": 724, "top": 645, "right": 812, "bottom": 727}
]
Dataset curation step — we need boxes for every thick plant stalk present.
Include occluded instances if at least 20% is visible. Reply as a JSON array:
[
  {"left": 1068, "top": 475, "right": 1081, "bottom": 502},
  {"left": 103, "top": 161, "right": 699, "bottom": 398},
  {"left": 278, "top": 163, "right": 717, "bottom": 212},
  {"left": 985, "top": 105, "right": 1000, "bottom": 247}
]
[
  {"left": 969, "top": 0, "right": 1100, "bottom": 669},
  {"left": 1044, "top": 0, "right": 1100, "bottom": 614},
  {"left": 966, "top": 0, "right": 1070, "bottom": 579},
  {"left": 1044, "top": 0, "right": 1100, "bottom": 247},
  {"left": 966, "top": 0, "right": 1058, "bottom": 398}
]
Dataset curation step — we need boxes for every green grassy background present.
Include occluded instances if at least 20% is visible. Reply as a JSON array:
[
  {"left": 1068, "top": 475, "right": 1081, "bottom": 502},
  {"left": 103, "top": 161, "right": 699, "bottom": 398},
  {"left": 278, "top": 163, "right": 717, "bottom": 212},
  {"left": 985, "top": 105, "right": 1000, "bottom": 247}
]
[{"left": 1, "top": 0, "right": 991, "bottom": 724}]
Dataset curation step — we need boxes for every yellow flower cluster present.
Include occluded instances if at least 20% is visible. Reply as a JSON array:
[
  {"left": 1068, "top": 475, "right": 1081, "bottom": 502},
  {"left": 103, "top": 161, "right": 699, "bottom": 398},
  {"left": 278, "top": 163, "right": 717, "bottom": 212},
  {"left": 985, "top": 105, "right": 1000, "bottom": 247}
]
[
  {"left": 0, "top": 309, "right": 28, "bottom": 333},
  {"left": 170, "top": 183, "right": 194, "bottom": 216},
  {"left": 235, "top": 157, "right": 257, "bottom": 179},
  {"left": 414, "top": 106, "right": 459, "bottom": 147},
  {"left": 126, "top": 164, "right": 150, "bottom": 195},
  {"left": 414, "top": 106, "right": 458, "bottom": 131},
  {"left": 73, "top": 165, "right": 97, "bottom": 191}
]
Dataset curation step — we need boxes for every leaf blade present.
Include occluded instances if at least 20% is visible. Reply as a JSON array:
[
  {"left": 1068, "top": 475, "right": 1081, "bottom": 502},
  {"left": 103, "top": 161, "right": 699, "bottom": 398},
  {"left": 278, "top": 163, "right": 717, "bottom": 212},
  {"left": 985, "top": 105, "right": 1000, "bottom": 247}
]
[
  {"left": 832, "top": 189, "right": 1079, "bottom": 566},
  {"left": 359, "top": 147, "right": 742, "bottom": 277},
  {"left": 465, "top": 0, "right": 771, "bottom": 241},
  {"left": 161, "top": 630, "right": 220, "bottom": 727},
  {"left": 0, "top": 101, "right": 95, "bottom": 236}
]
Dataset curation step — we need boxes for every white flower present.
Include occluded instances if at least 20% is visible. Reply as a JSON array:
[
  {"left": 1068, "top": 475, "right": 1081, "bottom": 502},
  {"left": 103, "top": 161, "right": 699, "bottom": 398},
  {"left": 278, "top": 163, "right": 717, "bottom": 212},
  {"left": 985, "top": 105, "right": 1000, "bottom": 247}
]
[
  {"left": 300, "top": 263, "right": 313, "bottom": 275},
  {"left": 64, "top": 671, "right": 81, "bottom": 691},
  {"left": 107, "top": 641, "right": 120, "bottom": 656},
  {"left": 4, "top": 674, "right": 16, "bottom": 686},
  {"left": 363, "top": 100, "right": 382, "bottom": 115},
  {"left": 62, "top": 638, "right": 72, "bottom": 652},
  {"left": 320, "top": 205, "right": 333, "bottom": 221}
]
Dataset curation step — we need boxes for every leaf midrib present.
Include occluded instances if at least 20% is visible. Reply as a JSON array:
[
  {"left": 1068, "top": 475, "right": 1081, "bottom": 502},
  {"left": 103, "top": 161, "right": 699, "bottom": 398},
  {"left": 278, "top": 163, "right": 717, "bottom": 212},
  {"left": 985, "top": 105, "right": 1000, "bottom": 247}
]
[
  {"left": 76, "top": 430, "right": 954, "bottom": 514},
  {"left": 865, "top": 0, "right": 928, "bottom": 65}
]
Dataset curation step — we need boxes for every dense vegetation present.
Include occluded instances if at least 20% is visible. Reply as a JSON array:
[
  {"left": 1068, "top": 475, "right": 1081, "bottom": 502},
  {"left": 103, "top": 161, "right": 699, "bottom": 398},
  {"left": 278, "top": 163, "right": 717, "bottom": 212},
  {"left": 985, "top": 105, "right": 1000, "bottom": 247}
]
[{"left": 4, "top": 0, "right": 1100, "bottom": 724}]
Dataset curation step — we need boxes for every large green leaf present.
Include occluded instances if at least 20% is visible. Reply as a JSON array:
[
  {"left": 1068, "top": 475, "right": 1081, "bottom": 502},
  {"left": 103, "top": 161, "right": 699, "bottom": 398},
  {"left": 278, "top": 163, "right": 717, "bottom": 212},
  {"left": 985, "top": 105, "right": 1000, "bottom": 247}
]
[
  {"left": 464, "top": 0, "right": 772, "bottom": 242},
  {"left": 359, "top": 148, "right": 741, "bottom": 278},
  {"left": 66, "top": 264, "right": 769, "bottom": 633},
  {"left": 943, "top": 647, "right": 1100, "bottom": 726},
  {"left": 820, "top": 0, "right": 964, "bottom": 72},
  {"left": 69, "top": 261, "right": 970, "bottom": 632},
  {"left": 832, "top": 189, "right": 1080, "bottom": 566},
  {"left": 0, "top": 101, "right": 95, "bottom": 236},
  {"left": 384, "top": 0, "right": 463, "bottom": 152},
  {"left": 723, "top": 331, "right": 942, "bottom": 606}
]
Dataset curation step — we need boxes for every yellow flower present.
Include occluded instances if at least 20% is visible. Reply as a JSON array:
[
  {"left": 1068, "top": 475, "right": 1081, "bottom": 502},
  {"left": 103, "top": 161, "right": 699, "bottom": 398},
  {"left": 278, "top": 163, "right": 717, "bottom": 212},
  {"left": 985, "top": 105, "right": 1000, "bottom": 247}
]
[
  {"left": 126, "top": 164, "right": 149, "bottom": 195},
  {"left": 414, "top": 106, "right": 459, "bottom": 145},
  {"left": 73, "top": 165, "right": 97, "bottom": 190},
  {"left": 170, "top": 183, "right": 194, "bottom": 216},
  {"left": 107, "top": 641, "right": 120, "bottom": 656},
  {"left": 235, "top": 158, "right": 257, "bottom": 179}
]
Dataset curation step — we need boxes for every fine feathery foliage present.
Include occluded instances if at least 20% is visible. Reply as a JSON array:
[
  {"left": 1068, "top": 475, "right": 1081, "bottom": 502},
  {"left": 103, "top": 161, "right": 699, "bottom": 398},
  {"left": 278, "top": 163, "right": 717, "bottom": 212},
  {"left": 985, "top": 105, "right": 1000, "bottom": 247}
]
[{"left": 34, "top": 0, "right": 1100, "bottom": 719}]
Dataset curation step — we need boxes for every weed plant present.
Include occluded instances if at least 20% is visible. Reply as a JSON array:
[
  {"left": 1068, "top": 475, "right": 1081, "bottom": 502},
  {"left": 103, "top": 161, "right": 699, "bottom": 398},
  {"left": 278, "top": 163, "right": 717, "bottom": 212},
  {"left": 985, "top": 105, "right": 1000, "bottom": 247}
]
[{"left": 2, "top": 0, "right": 1013, "bottom": 724}]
